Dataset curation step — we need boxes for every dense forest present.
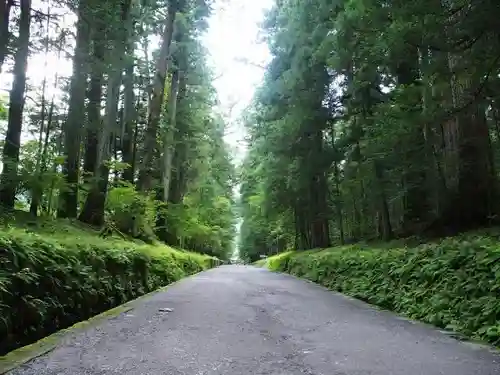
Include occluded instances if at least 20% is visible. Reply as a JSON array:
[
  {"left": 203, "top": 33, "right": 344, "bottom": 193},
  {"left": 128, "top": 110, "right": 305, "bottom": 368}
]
[
  {"left": 0, "top": 0, "right": 235, "bottom": 260},
  {"left": 239, "top": 0, "right": 500, "bottom": 262},
  {"left": 3, "top": 0, "right": 500, "bottom": 356}
]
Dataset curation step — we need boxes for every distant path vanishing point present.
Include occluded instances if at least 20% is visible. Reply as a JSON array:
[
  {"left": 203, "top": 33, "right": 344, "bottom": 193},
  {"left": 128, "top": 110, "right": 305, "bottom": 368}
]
[{"left": 7, "top": 265, "right": 500, "bottom": 374}]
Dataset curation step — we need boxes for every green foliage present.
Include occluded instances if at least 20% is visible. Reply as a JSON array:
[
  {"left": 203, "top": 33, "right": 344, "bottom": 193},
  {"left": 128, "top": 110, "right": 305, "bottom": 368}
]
[
  {"left": 160, "top": 56, "right": 237, "bottom": 259},
  {"left": 240, "top": 0, "right": 500, "bottom": 258},
  {"left": 253, "top": 258, "right": 267, "bottom": 267},
  {"left": 175, "top": 193, "right": 235, "bottom": 260},
  {"left": 106, "top": 183, "right": 156, "bottom": 239},
  {"left": 238, "top": 147, "right": 295, "bottom": 263},
  {"left": 0, "top": 0, "right": 235, "bottom": 261},
  {"left": 0, "top": 96, "right": 6, "bottom": 121},
  {"left": 266, "top": 251, "right": 293, "bottom": 271},
  {"left": 0, "top": 226, "right": 219, "bottom": 355},
  {"left": 152, "top": 32, "right": 236, "bottom": 258},
  {"left": 266, "top": 236, "right": 500, "bottom": 346}
]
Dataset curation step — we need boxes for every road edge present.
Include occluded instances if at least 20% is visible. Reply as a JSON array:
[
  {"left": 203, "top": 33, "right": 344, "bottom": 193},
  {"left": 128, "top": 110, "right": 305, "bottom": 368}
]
[
  {"left": 258, "top": 266, "right": 500, "bottom": 355},
  {"left": 0, "top": 268, "right": 213, "bottom": 374}
]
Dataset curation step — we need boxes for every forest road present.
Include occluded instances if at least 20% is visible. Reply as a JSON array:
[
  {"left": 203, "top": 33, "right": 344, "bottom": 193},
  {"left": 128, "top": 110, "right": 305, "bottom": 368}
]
[{"left": 7, "top": 265, "right": 500, "bottom": 375}]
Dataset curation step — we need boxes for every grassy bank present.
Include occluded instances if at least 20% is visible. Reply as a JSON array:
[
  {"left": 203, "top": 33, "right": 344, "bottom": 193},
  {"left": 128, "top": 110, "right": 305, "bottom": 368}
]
[
  {"left": 0, "top": 219, "right": 219, "bottom": 355},
  {"left": 264, "top": 236, "right": 500, "bottom": 346}
]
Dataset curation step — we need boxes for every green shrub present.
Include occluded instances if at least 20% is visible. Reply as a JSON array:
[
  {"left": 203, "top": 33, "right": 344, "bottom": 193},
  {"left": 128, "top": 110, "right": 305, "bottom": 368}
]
[
  {"left": 0, "top": 228, "right": 219, "bottom": 355},
  {"left": 267, "top": 237, "right": 500, "bottom": 346},
  {"left": 106, "top": 183, "right": 156, "bottom": 239},
  {"left": 267, "top": 251, "right": 293, "bottom": 271},
  {"left": 253, "top": 258, "right": 267, "bottom": 267}
]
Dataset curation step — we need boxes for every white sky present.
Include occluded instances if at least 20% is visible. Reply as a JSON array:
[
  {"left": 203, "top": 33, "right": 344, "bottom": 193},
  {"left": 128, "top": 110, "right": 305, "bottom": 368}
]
[
  {"left": 202, "top": 0, "right": 272, "bottom": 164},
  {"left": 203, "top": 0, "right": 272, "bottom": 259}
]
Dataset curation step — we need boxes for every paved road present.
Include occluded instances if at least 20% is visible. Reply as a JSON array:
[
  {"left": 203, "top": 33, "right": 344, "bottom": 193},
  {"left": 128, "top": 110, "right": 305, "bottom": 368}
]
[{"left": 8, "top": 265, "right": 500, "bottom": 375}]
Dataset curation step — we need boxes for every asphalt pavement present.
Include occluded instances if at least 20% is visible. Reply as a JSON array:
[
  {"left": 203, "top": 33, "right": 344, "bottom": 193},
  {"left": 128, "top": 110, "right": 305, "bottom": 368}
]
[{"left": 7, "top": 265, "right": 500, "bottom": 374}]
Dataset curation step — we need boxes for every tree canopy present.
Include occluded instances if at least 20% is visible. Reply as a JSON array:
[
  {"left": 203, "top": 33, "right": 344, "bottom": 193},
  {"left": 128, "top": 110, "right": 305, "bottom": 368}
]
[
  {"left": 3, "top": 0, "right": 500, "bottom": 264},
  {"left": 239, "top": 0, "right": 500, "bottom": 262},
  {"left": 0, "top": 0, "right": 235, "bottom": 260}
]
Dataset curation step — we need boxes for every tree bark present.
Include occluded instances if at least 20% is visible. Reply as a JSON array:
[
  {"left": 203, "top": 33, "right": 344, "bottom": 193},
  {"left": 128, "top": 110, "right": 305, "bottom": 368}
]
[
  {"left": 304, "top": 129, "right": 331, "bottom": 249},
  {"left": 47, "top": 128, "right": 63, "bottom": 215},
  {"left": 373, "top": 159, "right": 393, "bottom": 241},
  {"left": 333, "top": 158, "right": 344, "bottom": 244},
  {"left": 161, "top": 69, "right": 180, "bottom": 202},
  {"left": 0, "top": 0, "right": 13, "bottom": 73},
  {"left": 137, "top": 4, "right": 177, "bottom": 191},
  {"left": 436, "top": 49, "right": 497, "bottom": 231},
  {"left": 30, "top": 7, "right": 53, "bottom": 216},
  {"left": 122, "top": 45, "right": 136, "bottom": 183},
  {"left": 30, "top": 81, "right": 48, "bottom": 215},
  {"left": 156, "top": 68, "right": 181, "bottom": 242},
  {"left": 83, "top": 29, "right": 105, "bottom": 179},
  {"left": 162, "top": 75, "right": 188, "bottom": 245},
  {"left": 57, "top": 0, "right": 91, "bottom": 218},
  {"left": 0, "top": 0, "right": 31, "bottom": 209},
  {"left": 395, "top": 44, "right": 430, "bottom": 231},
  {"left": 79, "top": 0, "right": 132, "bottom": 226},
  {"left": 31, "top": 93, "right": 57, "bottom": 216},
  {"left": 329, "top": 124, "right": 344, "bottom": 244}
]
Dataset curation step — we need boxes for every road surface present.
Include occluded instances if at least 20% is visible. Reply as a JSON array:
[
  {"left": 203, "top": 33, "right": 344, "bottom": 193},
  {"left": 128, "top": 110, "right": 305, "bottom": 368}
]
[{"left": 7, "top": 265, "right": 500, "bottom": 374}]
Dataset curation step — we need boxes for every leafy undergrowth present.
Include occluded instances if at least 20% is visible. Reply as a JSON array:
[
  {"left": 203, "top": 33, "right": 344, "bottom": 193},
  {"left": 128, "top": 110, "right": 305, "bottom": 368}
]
[
  {"left": 0, "top": 217, "right": 220, "bottom": 355},
  {"left": 265, "top": 235, "right": 500, "bottom": 347},
  {"left": 253, "top": 259, "right": 268, "bottom": 267}
]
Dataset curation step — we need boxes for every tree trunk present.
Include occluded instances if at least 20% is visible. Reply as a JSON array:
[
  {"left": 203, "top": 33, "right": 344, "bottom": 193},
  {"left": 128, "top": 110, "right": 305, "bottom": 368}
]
[
  {"left": 30, "top": 78, "right": 48, "bottom": 215},
  {"left": 83, "top": 32, "right": 105, "bottom": 179},
  {"left": 162, "top": 148, "right": 184, "bottom": 245},
  {"left": 30, "top": 80, "right": 48, "bottom": 216},
  {"left": 78, "top": 157, "right": 111, "bottom": 226},
  {"left": 57, "top": 0, "right": 91, "bottom": 218},
  {"left": 436, "top": 54, "right": 497, "bottom": 231},
  {"left": 456, "top": 104, "right": 496, "bottom": 226},
  {"left": 294, "top": 202, "right": 309, "bottom": 250},
  {"left": 0, "top": 0, "right": 31, "bottom": 209},
  {"left": 161, "top": 69, "right": 180, "bottom": 202},
  {"left": 78, "top": 47, "right": 104, "bottom": 224},
  {"left": 309, "top": 173, "right": 330, "bottom": 248},
  {"left": 395, "top": 44, "right": 430, "bottom": 232},
  {"left": 333, "top": 159, "right": 344, "bottom": 244},
  {"left": 137, "top": 4, "right": 177, "bottom": 191},
  {"left": 156, "top": 69, "right": 181, "bottom": 242},
  {"left": 420, "top": 47, "right": 448, "bottom": 219},
  {"left": 373, "top": 159, "right": 393, "bottom": 241},
  {"left": 31, "top": 94, "right": 57, "bottom": 216},
  {"left": 163, "top": 77, "right": 188, "bottom": 245},
  {"left": 122, "top": 46, "right": 136, "bottom": 183},
  {"left": 30, "top": 8, "right": 52, "bottom": 216},
  {"left": 79, "top": 0, "right": 132, "bottom": 226},
  {"left": 0, "top": 0, "right": 13, "bottom": 73},
  {"left": 38, "top": 36, "right": 62, "bottom": 216},
  {"left": 330, "top": 124, "right": 344, "bottom": 244},
  {"left": 47, "top": 128, "right": 63, "bottom": 216},
  {"left": 348, "top": 185, "right": 360, "bottom": 241},
  {"left": 78, "top": 73, "right": 117, "bottom": 226},
  {"left": 307, "top": 131, "right": 330, "bottom": 249}
]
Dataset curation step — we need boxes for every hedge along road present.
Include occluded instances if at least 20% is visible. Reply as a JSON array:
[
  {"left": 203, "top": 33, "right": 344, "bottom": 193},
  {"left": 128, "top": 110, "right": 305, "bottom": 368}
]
[{"left": 5, "top": 265, "right": 500, "bottom": 375}]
